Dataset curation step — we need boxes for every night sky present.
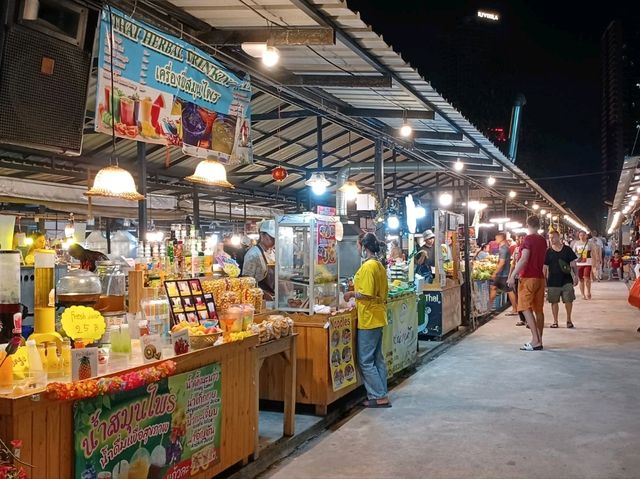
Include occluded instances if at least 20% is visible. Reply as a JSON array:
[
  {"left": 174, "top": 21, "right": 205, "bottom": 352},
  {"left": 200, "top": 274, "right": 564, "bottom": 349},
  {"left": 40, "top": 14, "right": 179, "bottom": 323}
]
[{"left": 347, "top": 0, "right": 640, "bottom": 230}]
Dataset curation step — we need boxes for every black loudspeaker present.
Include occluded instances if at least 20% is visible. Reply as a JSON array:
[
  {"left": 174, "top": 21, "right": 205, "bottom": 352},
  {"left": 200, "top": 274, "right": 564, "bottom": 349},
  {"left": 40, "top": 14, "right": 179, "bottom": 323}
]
[{"left": 0, "top": 4, "right": 92, "bottom": 156}]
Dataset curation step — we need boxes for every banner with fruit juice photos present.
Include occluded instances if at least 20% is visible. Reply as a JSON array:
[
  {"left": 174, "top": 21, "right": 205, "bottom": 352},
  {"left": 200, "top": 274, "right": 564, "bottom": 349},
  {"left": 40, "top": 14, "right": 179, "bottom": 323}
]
[
  {"left": 329, "top": 312, "right": 357, "bottom": 392},
  {"left": 74, "top": 363, "right": 222, "bottom": 479},
  {"left": 94, "top": 7, "right": 252, "bottom": 164}
]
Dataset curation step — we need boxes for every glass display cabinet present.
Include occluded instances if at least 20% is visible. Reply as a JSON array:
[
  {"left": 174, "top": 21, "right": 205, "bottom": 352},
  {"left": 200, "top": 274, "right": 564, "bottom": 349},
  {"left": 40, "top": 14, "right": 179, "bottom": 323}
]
[{"left": 275, "top": 213, "right": 340, "bottom": 313}]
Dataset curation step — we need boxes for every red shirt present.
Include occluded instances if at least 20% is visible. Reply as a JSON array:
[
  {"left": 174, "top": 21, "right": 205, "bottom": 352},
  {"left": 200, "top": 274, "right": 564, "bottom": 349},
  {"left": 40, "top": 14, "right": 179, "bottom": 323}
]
[
  {"left": 611, "top": 258, "right": 622, "bottom": 268},
  {"left": 520, "top": 234, "right": 547, "bottom": 278}
]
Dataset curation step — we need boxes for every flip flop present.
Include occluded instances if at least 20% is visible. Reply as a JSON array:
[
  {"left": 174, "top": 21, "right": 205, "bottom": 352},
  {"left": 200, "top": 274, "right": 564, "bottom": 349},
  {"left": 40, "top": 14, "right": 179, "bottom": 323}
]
[
  {"left": 362, "top": 399, "right": 392, "bottom": 408},
  {"left": 566, "top": 322, "right": 574, "bottom": 328},
  {"left": 515, "top": 321, "right": 526, "bottom": 326},
  {"left": 550, "top": 323, "right": 559, "bottom": 328}
]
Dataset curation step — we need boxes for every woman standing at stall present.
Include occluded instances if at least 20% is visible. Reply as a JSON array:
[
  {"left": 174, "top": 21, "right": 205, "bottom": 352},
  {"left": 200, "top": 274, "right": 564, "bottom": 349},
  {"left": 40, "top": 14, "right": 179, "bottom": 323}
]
[{"left": 343, "top": 232, "right": 390, "bottom": 408}]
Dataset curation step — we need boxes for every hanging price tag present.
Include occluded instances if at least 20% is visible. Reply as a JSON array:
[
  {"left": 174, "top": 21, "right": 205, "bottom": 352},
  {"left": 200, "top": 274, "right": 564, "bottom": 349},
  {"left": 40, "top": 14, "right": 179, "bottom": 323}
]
[{"left": 61, "top": 306, "right": 106, "bottom": 341}]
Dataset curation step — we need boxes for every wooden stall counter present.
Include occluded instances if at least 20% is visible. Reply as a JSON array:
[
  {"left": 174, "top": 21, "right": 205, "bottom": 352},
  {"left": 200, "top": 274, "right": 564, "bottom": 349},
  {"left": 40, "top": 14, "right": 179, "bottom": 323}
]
[
  {"left": 256, "top": 310, "right": 361, "bottom": 416},
  {"left": 0, "top": 336, "right": 258, "bottom": 479}
]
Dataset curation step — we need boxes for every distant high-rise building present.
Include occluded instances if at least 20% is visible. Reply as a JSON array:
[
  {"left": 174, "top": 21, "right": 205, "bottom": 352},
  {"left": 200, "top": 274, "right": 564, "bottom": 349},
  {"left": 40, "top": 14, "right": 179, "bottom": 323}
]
[
  {"left": 422, "top": 8, "right": 515, "bottom": 152},
  {"left": 601, "top": 20, "right": 640, "bottom": 220}
]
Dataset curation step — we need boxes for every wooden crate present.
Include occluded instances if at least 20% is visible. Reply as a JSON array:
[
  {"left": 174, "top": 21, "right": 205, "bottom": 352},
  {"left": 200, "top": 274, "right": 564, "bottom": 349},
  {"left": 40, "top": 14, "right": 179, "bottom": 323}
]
[
  {"left": 0, "top": 337, "right": 258, "bottom": 479},
  {"left": 258, "top": 312, "right": 361, "bottom": 416}
]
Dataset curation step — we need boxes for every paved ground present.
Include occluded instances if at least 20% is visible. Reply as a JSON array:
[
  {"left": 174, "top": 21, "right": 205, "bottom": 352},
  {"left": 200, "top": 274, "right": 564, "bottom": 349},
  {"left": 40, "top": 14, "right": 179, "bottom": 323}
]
[{"left": 262, "top": 281, "right": 640, "bottom": 479}]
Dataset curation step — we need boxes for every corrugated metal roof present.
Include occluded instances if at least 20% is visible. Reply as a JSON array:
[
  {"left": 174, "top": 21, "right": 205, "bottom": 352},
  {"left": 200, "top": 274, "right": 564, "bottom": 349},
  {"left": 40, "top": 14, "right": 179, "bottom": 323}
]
[{"left": 0, "top": 0, "right": 587, "bottom": 226}]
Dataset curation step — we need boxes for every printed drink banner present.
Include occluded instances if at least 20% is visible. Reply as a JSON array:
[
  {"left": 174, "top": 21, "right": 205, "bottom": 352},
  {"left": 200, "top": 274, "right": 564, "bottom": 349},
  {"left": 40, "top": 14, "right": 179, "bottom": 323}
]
[
  {"left": 329, "top": 312, "right": 357, "bottom": 392},
  {"left": 95, "top": 7, "right": 252, "bottom": 164},
  {"left": 388, "top": 295, "right": 418, "bottom": 374},
  {"left": 74, "top": 363, "right": 222, "bottom": 479}
]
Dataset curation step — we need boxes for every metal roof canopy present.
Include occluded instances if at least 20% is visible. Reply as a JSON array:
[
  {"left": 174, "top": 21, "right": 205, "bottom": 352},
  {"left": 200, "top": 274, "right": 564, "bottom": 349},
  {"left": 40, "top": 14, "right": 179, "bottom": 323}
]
[
  {"left": 0, "top": 0, "right": 586, "bottom": 227},
  {"left": 607, "top": 155, "right": 640, "bottom": 232}
]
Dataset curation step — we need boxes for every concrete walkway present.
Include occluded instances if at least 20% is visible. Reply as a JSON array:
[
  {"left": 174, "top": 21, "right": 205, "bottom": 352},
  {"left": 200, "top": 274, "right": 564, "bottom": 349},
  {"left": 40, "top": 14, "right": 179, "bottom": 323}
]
[{"left": 262, "top": 281, "right": 640, "bottom": 479}]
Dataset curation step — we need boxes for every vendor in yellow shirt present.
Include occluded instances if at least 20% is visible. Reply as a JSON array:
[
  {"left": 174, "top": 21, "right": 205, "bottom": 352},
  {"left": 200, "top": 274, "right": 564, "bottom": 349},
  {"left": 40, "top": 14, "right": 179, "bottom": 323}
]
[{"left": 343, "top": 232, "right": 390, "bottom": 408}]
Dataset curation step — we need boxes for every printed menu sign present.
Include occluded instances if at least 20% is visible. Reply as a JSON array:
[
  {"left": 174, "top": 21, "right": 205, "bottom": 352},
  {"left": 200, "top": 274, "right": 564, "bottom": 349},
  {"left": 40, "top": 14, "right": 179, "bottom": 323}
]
[
  {"left": 388, "top": 295, "right": 418, "bottom": 374},
  {"left": 95, "top": 7, "right": 252, "bottom": 163},
  {"left": 328, "top": 312, "right": 357, "bottom": 392},
  {"left": 316, "top": 222, "right": 337, "bottom": 266},
  {"left": 74, "top": 363, "right": 222, "bottom": 479}
]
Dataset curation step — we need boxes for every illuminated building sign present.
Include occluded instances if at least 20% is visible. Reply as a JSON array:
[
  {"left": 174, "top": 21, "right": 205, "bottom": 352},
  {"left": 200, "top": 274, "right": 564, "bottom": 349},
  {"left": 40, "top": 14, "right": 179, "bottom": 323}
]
[{"left": 477, "top": 10, "right": 500, "bottom": 21}]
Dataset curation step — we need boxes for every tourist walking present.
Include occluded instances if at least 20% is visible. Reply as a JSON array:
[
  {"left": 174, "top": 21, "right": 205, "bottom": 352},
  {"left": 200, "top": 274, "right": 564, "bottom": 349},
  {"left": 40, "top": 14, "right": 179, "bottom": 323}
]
[
  {"left": 507, "top": 216, "right": 547, "bottom": 351},
  {"left": 343, "top": 233, "right": 390, "bottom": 408},
  {"left": 489, "top": 233, "right": 511, "bottom": 308},
  {"left": 544, "top": 230, "right": 579, "bottom": 328},
  {"left": 571, "top": 231, "right": 592, "bottom": 299},
  {"left": 590, "top": 230, "right": 604, "bottom": 281}
]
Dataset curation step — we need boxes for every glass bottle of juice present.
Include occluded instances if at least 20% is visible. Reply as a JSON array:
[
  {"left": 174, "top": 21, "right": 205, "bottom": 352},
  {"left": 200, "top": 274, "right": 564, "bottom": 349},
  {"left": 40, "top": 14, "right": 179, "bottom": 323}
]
[
  {"left": 120, "top": 324, "right": 132, "bottom": 355},
  {"left": 46, "top": 342, "right": 60, "bottom": 377},
  {"left": 61, "top": 338, "right": 71, "bottom": 376},
  {"left": 0, "top": 351, "right": 13, "bottom": 389}
]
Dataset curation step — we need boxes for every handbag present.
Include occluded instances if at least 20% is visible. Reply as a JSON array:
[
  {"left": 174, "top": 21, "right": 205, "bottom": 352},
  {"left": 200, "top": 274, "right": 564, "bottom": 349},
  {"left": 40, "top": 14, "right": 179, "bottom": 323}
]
[
  {"left": 558, "top": 259, "right": 572, "bottom": 275},
  {"left": 628, "top": 278, "right": 640, "bottom": 308}
]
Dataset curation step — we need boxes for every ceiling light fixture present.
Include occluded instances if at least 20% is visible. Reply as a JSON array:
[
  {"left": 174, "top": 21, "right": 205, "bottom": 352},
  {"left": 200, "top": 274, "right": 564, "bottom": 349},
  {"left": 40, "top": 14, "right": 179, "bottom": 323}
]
[
  {"left": 86, "top": 165, "right": 144, "bottom": 201},
  {"left": 540, "top": 209, "right": 547, "bottom": 215},
  {"left": 262, "top": 46, "right": 280, "bottom": 67},
  {"left": 454, "top": 159, "right": 464, "bottom": 171},
  {"left": 185, "top": 159, "right": 234, "bottom": 188},
  {"left": 487, "top": 176, "right": 496, "bottom": 186},
  {"left": 387, "top": 214, "right": 400, "bottom": 230},
  {"left": 306, "top": 172, "right": 330, "bottom": 195},
  {"left": 439, "top": 192, "right": 453, "bottom": 207},
  {"left": 509, "top": 190, "right": 516, "bottom": 198},
  {"left": 338, "top": 180, "right": 361, "bottom": 201},
  {"left": 532, "top": 203, "right": 540, "bottom": 210}
]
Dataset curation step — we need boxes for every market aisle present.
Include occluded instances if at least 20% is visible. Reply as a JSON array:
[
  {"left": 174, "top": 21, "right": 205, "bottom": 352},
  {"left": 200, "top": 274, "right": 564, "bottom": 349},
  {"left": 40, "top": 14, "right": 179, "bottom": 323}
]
[{"left": 261, "top": 281, "right": 640, "bottom": 479}]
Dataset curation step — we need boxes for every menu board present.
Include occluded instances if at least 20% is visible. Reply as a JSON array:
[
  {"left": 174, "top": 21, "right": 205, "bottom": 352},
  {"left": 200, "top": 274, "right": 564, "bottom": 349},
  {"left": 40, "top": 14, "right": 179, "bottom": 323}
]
[
  {"left": 388, "top": 295, "right": 418, "bottom": 373},
  {"left": 316, "top": 222, "right": 337, "bottom": 266},
  {"left": 164, "top": 279, "right": 218, "bottom": 325},
  {"left": 328, "top": 312, "right": 357, "bottom": 392},
  {"left": 74, "top": 363, "right": 222, "bottom": 479}
]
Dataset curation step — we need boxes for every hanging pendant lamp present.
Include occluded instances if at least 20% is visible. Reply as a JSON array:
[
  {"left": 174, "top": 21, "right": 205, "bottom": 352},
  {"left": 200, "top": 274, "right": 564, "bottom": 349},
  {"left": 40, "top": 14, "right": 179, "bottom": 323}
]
[
  {"left": 185, "top": 159, "right": 234, "bottom": 189},
  {"left": 338, "top": 180, "right": 361, "bottom": 201},
  {"left": 85, "top": 164, "right": 144, "bottom": 201},
  {"left": 86, "top": 7, "right": 144, "bottom": 202}
]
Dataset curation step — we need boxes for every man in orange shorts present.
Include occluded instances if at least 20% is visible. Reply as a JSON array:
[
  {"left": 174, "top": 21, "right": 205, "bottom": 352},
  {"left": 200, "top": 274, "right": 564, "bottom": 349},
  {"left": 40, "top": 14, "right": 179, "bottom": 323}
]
[{"left": 507, "top": 216, "right": 547, "bottom": 351}]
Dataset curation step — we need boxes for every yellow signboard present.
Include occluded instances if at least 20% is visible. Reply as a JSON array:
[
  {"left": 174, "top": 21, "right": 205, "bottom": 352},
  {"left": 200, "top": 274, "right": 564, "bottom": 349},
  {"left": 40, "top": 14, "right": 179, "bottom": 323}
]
[{"left": 61, "top": 306, "right": 107, "bottom": 341}]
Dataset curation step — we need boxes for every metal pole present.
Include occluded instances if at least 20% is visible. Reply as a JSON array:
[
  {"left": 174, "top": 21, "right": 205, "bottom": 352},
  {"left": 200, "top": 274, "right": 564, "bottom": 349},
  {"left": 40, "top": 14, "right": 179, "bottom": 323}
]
[
  {"left": 192, "top": 184, "right": 200, "bottom": 236},
  {"left": 316, "top": 116, "right": 323, "bottom": 169},
  {"left": 463, "top": 181, "right": 472, "bottom": 327},
  {"left": 106, "top": 218, "right": 112, "bottom": 255},
  {"left": 374, "top": 138, "right": 384, "bottom": 207},
  {"left": 137, "top": 142, "right": 147, "bottom": 241}
]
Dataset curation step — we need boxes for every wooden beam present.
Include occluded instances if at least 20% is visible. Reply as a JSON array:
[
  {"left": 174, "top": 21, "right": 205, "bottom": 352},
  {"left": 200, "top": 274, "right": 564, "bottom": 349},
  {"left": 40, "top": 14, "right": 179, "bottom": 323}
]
[
  {"left": 341, "top": 108, "right": 434, "bottom": 120},
  {"left": 199, "top": 27, "right": 335, "bottom": 46}
]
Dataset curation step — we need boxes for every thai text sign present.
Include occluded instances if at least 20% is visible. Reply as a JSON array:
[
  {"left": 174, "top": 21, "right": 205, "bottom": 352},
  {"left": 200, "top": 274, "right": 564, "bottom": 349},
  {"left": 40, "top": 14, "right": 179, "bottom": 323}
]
[{"left": 74, "top": 363, "right": 222, "bottom": 478}]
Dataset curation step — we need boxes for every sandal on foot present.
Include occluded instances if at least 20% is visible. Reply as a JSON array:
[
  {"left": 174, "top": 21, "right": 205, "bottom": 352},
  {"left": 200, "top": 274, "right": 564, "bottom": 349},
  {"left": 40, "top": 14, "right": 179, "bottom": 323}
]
[
  {"left": 515, "top": 321, "right": 525, "bottom": 326},
  {"left": 363, "top": 399, "right": 392, "bottom": 408},
  {"left": 550, "top": 323, "right": 559, "bottom": 328},
  {"left": 520, "top": 342, "right": 543, "bottom": 351},
  {"left": 566, "top": 321, "right": 574, "bottom": 328}
]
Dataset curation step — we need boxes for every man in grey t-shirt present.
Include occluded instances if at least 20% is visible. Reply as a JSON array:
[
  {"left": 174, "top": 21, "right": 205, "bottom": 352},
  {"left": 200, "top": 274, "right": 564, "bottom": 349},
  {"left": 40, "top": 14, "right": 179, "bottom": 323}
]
[{"left": 490, "top": 232, "right": 512, "bottom": 307}]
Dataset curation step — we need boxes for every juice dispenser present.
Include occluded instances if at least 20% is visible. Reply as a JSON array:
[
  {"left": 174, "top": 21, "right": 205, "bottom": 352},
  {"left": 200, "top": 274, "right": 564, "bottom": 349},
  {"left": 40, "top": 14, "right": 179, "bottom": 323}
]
[
  {"left": 30, "top": 250, "right": 63, "bottom": 345},
  {"left": 0, "top": 250, "right": 21, "bottom": 343}
]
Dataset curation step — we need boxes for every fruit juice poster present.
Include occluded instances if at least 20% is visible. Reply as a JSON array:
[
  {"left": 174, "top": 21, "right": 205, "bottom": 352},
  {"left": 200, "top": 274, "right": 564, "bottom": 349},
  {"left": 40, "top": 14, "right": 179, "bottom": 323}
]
[
  {"left": 74, "top": 363, "right": 222, "bottom": 479},
  {"left": 94, "top": 7, "right": 252, "bottom": 164},
  {"left": 328, "top": 312, "right": 357, "bottom": 392},
  {"left": 388, "top": 295, "right": 418, "bottom": 374}
]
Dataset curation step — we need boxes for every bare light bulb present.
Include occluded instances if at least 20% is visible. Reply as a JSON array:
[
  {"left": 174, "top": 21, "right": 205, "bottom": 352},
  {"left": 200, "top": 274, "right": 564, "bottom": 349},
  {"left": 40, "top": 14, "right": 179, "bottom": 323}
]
[
  {"left": 454, "top": 159, "right": 464, "bottom": 171},
  {"left": 509, "top": 190, "right": 516, "bottom": 198},
  {"left": 487, "top": 176, "right": 496, "bottom": 186},
  {"left": 262, "top": 46, "right": 280, "bottom": 67},
  {"left": 400, "top": 124, "right": 412, "bottom": 137},
  {"left": 439, "top": 192, "right": 453, "bottom": 207}
]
